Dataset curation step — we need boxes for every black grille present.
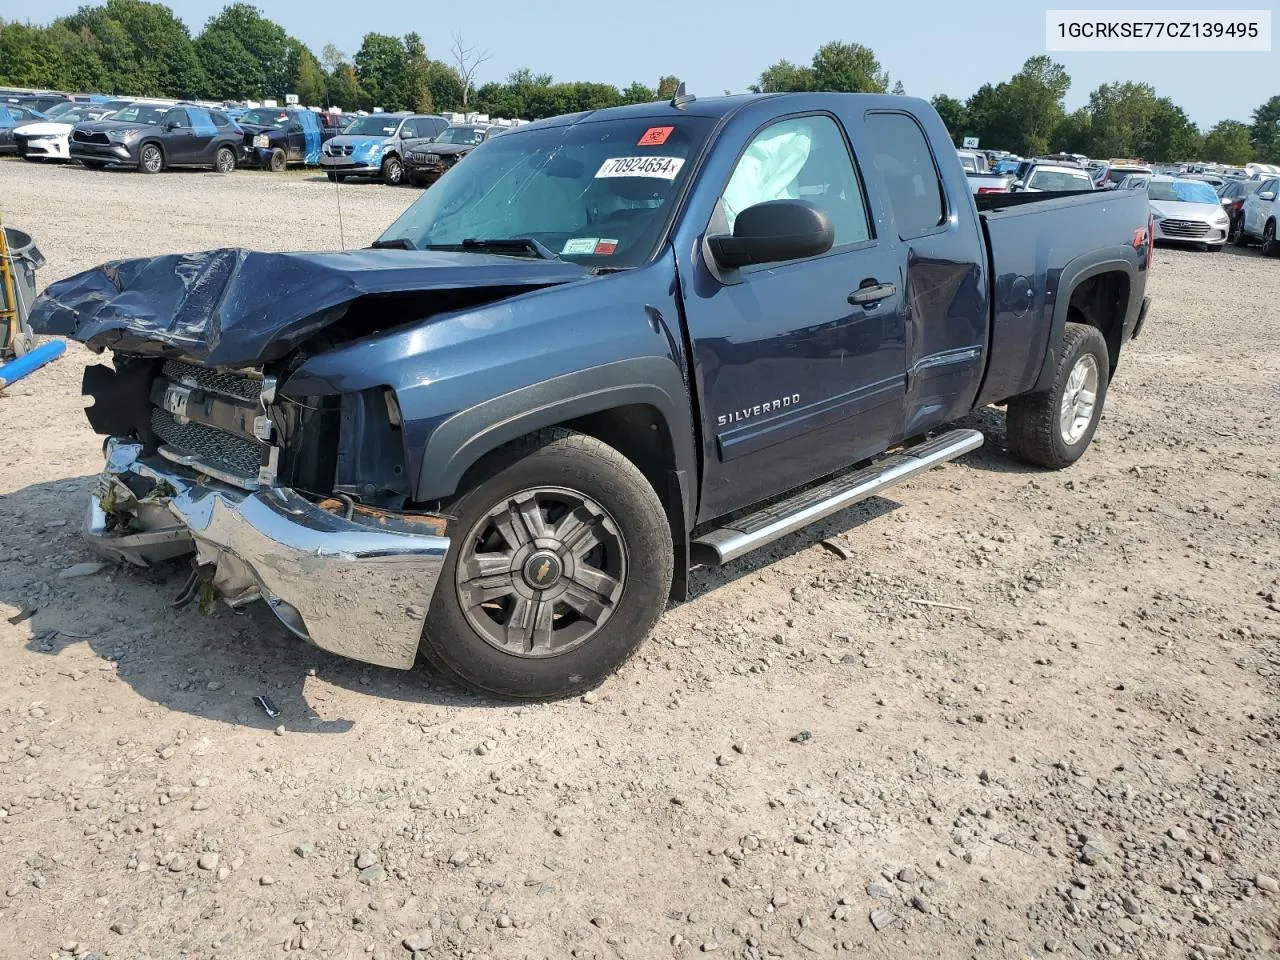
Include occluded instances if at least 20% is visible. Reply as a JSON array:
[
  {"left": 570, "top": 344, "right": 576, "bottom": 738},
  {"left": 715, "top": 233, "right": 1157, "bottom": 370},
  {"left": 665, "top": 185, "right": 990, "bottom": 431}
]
[
  {"left": 1160, "top": 219, "right": 1211, "bottom": 238},
  {"left": 151, "top": 408, "right": 263, "bottom": 482},
  {"left": 73, "top": 130, "right": 110, "bottom": 145},
  {"left": 162, "top": 360, "right": 262, "bottom": 403}
]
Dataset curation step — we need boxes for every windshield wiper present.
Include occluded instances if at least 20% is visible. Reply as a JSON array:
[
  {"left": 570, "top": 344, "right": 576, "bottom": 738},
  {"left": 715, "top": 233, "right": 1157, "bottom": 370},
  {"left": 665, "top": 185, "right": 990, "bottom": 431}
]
[
  {"left": 369, "top": 237, "right": 416, "bottom": 250},
  {"left": 459, "top": 237, "right": 562, "bottom": 261}
]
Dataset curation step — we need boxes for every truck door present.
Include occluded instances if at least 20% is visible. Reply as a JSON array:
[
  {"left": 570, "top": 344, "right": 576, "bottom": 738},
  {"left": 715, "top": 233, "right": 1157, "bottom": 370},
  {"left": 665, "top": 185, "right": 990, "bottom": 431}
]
[
  {"left": 679, "top": 112, "right": 908, "bottom": 520},
  {"left": 860, "top": 111, "right": 988, "bottom": 437}
]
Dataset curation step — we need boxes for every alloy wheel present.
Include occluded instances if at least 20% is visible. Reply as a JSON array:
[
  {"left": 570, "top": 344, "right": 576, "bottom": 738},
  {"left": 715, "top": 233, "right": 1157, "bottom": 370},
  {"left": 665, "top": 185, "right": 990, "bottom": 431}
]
[
  {"left": 453, "top": 486, "right": 627, "bottom": 658},
  {"left": 1059, "top": 353, "right": 1099, "bottom": 445}
]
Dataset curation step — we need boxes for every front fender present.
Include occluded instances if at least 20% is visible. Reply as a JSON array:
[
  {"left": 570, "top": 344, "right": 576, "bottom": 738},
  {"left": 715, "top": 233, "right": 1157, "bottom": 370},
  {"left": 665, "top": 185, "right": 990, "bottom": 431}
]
[{"left": 417, "top": 356, "right": 696, "bottom": 517}]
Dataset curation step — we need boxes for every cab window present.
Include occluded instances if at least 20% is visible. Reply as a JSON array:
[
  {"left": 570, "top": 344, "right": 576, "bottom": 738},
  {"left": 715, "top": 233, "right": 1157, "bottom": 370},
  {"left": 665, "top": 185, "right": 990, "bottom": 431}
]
[
  {"left": 721, "top": 114, "right": 871, "bottom": 246},
  {"left": 864, "top": 112, "right": 946, "bottom": 239}
]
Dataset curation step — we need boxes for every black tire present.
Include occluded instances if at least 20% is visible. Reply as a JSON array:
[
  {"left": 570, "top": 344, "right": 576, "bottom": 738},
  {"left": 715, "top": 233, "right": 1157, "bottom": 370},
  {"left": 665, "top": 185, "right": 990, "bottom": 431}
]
[
  {"left": 81, "top": 160, "right": 107, "bottom": 171},
  {"left": 381, "top": 154, "right": 404, "bottom": 185},
  {"left": 214, "top": 145, "right": 236, "bottom": 173},
  {"left": 1262, "top": 220, "right": 1279, "bottom": 257},
  {"left": 326, "top": 171, "right": 346, "bottom": 183},
  {"left": 268, "top": 148, "right": 286, "bottom": 173},
  {"left": 1229, "top": 215, "right": 1245, "bottom": 245},
  {"left": 421, "top": 428, "right": 674, "bottom": 700},
  {"left": 1006, "top": 321, "right": 1110, "bottom": 469},
  {"left": 138, "top": 142, "right": 163, "bottom": 174},
  {"left": 407, "top": 175, "right": 423, "bottom": 187}
]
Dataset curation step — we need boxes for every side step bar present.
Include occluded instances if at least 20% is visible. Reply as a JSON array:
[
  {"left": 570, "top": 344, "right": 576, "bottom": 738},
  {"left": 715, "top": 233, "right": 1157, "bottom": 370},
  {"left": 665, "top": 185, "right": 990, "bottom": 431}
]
[{"left": 690, "top": 429, "right": 984, "bottom": 567}]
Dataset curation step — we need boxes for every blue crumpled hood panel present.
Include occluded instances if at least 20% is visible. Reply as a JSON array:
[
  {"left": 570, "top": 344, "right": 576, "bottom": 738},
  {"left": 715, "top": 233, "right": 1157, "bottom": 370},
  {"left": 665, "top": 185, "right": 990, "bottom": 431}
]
[{"left": 29, "top": 247, "right": 587, "bottom": 367}]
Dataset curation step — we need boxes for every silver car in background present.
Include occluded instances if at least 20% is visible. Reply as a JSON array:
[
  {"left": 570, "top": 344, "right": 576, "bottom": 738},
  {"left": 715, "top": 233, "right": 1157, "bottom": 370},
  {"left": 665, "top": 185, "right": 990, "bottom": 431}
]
[{"left": 1147, "top": 175, "right": 1231, "bottom": 250}]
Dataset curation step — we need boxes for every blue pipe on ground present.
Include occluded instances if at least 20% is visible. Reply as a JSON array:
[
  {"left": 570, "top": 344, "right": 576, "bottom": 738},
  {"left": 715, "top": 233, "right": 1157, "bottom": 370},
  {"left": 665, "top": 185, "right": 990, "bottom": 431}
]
[{"left": 0, "top": 339, "right": 66, "bottom": 389}]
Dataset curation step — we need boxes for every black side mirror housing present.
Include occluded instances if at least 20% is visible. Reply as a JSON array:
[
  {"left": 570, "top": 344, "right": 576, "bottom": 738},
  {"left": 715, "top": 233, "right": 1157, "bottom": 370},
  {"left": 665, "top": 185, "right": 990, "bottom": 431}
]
[{"left": 708, "top": 199, "right": 834, "bottom": 269}]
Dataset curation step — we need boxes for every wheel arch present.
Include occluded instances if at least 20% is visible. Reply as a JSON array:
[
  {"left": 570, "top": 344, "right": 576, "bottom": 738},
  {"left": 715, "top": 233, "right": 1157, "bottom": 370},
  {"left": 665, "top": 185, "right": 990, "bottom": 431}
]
[
  {"left": 1033, "top": 251, "right": 1137, "bottom": 393},
  {"left": 416, "top": 358, "right": 698, "bottom": 602}
]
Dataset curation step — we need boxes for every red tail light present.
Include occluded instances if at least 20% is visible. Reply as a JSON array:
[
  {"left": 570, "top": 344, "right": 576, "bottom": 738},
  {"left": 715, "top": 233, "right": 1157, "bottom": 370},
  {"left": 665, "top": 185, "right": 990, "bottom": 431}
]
[{"left": 977, "top": 186, "right": 1007, "bottom": 194}]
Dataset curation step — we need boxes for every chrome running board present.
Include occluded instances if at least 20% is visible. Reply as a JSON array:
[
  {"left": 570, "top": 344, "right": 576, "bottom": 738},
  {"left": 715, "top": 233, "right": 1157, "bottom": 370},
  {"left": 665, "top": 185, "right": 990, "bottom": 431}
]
[{"left": 690, "top": 429, "right": 984, "bottom": 566}]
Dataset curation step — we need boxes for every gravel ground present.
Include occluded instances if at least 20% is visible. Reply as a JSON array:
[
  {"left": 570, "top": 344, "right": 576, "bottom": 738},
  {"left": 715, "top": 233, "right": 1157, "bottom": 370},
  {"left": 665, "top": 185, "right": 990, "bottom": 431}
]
[{"left": 1, "top": 158, "right": 1278, "bottom": 960}]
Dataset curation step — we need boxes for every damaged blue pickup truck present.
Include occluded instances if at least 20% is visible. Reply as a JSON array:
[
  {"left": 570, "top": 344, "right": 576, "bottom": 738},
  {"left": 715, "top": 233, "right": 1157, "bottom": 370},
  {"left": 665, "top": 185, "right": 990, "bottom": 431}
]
[{"left": 32, "top": 92, "right": 1153, "bottom": 699}]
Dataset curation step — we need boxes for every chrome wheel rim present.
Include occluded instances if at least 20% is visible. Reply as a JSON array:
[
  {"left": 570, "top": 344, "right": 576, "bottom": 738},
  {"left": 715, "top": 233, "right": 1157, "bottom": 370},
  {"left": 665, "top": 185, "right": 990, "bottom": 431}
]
[
  {"left": 386, "top": 158, "right": 402, "bottom": 183},
  {"left": 216, "top": 149, "right": 233, "bottom": 172},
  {"left": 454, "top": 486, "right": 626, "bottom": 658},
  {"left": 1059, "top": 353, "right": 1099, "bottom": 445},
  {"left": 142, "top": 146, "right": 161, "bottom": 172}
]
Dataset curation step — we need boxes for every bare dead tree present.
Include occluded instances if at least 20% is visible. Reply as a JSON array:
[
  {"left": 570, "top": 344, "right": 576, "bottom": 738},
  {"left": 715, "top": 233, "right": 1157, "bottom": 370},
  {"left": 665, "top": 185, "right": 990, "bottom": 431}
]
[{"left": 450, "top": 32, "right": 492, "bottom": 108}]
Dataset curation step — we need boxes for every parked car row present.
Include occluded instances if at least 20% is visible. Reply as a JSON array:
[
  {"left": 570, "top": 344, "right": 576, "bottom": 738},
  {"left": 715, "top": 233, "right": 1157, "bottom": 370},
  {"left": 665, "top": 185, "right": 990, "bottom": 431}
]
[{"left": 7, "top": 97, "right": 507, "bottom": 188}]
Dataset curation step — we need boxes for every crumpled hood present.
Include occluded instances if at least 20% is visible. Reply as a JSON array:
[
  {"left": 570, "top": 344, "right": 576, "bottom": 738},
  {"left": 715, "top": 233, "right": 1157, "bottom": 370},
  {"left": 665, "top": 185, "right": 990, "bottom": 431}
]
[
  {"left": 29, "top": 247, "right": 588, "bottom": 367},
  {"left": 13, "top": 121, "right": 73, "bottom": 137},
  {"left": 420, "top": 142, "right": 473, "bottom": 157}
]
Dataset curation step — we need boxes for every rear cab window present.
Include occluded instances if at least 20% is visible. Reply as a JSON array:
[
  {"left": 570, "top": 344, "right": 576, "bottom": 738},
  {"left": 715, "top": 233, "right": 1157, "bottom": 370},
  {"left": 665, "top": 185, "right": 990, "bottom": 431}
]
[{"left": 863, "top": 112, "right": 946, "bottom": 239}]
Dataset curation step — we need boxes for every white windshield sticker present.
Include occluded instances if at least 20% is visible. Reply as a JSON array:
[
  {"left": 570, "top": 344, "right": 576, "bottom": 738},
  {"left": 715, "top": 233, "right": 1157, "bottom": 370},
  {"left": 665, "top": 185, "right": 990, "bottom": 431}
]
[
  {"left": 561, "top": 237, "right": 600, "bottom": 255},
  {"left": 595, "top": 156, "right": 685, "bottom": 180}
]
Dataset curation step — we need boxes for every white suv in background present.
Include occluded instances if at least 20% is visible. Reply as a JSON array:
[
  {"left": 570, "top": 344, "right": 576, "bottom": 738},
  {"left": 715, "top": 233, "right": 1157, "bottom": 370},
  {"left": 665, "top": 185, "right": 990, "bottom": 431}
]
[{"left": 1238, "top": 177, "right": 1278, "bottom": 255}]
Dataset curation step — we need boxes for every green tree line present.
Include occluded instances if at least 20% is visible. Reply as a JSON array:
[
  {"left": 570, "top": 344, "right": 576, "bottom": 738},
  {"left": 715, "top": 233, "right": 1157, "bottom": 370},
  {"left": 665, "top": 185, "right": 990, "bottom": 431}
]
[
  {"left": 0, "top": 1, "right": 681, "bottom": 116},
  {"left": 925, "top": 55, "right": 1279, "bottom": 165},
  {"left": 2, "top": 7, "right": 1277, "bottom": 164}
]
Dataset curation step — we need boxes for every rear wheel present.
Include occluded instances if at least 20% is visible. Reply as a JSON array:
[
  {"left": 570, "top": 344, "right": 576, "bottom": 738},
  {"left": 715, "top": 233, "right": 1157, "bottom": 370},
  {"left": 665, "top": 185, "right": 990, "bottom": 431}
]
[
  {"left": 421, "top": 429, "right": 673, "bottom": 700},
  {"left": 268, "top": 147, "right": 286, "bottom": 173},
  {"left": 1262, "top": 220, "right": 1278, "bottom": 257},
  {"left": 214, "top": 146, "right": 236, "bottom": 173},
  {"left": 1006, "top": 321, "right": 1110, "bottom": 469},
  {"left": 1228, "top": 215, "right": 1244, "bottom": 245},
  {"left": 381, "top": 154, "right": 404, "bottom": 185},
  {"left": 138, "top": 143, "right": 163, "bottom": 174}
]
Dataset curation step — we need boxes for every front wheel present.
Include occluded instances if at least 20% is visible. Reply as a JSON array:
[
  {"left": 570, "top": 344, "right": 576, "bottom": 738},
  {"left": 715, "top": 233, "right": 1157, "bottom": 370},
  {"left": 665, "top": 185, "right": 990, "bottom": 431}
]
[
  {"left": 138, "top": 143, "right": 163, "bottom": 174},
  {"left": 1262, "top": 220, "right": 1279, "bottom": 257},
  {"left": 268, "top": 148, "right": 286, "bottom": 173},
  {"left": 1006, "top": 321, "right": 1110, "bottom": 469},
  {"left": 214, "top": 146, "right": 236, "bottom": 173},
  {"left": 421, "top": 429, "right": 674, "bottom": 700},
  {"left": 381, "top": 155, "right": 404, "bottom": 185}
]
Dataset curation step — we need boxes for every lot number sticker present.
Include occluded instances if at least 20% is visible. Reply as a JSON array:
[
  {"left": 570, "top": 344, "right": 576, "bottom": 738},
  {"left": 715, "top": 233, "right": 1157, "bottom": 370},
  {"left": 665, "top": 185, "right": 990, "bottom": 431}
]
[{"left": 595, "top": 156, "right": 685, "bottom": 179}]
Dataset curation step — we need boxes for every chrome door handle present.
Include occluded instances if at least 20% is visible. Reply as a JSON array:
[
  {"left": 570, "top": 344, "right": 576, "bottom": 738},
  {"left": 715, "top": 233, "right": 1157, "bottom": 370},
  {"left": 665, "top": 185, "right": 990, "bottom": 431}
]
[{"left": 848, "top": 282, "right": 897, "bottom": 306}]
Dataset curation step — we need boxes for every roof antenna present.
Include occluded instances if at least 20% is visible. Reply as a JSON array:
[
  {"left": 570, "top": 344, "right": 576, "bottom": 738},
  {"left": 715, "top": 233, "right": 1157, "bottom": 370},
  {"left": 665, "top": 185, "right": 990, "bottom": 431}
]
[
  {"left": 670, "top": 81, "right": 695, "bottom": 110},
  {"left": 333, "top": 174, "right": 346, "bottom": 251}
]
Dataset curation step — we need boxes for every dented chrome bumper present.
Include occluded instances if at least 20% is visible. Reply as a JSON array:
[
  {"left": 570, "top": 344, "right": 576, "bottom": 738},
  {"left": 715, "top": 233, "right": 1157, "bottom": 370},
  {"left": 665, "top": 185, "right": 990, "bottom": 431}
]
[{"left": 86, "top": 440, "right": 449, "bottom": 669}]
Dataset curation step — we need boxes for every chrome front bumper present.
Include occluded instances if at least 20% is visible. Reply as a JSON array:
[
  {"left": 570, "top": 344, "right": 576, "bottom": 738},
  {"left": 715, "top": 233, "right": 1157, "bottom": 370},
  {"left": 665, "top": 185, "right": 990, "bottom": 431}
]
[{"left": 87, "top": 440, "right": 450, "bottom": 669}]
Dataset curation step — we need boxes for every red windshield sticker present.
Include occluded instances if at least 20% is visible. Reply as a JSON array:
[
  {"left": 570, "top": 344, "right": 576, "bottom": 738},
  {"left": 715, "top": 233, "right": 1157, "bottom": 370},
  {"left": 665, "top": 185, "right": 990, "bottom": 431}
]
[
  {"left": 594, "top": 239, "right": 618, "bottom": 255},
  {"left": 637, "top": 126, "right": 674, "bottom": 146}
]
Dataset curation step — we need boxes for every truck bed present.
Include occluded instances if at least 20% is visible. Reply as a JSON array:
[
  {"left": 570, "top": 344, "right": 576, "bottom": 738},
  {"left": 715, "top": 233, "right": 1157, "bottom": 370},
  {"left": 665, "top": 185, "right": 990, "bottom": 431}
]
[{"left": 972, "top": 187, "right": 1151, "bottom": 408}]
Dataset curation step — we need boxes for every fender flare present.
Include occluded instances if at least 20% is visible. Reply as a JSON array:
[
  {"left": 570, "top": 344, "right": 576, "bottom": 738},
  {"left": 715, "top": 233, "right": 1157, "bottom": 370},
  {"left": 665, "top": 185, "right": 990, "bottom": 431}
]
[
  {"left": 1032, "top": 248, "right": 1137, "bottom": 394},
  {"left": 415, "top": 356, "right": 697, "bottom": 523}
]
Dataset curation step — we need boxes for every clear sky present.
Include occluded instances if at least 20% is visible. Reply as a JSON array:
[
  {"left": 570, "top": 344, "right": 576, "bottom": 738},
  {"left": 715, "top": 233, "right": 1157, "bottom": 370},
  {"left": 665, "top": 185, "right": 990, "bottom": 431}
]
[{"left": 5, "top": 0, "right": 1276, "bottom": 126}]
